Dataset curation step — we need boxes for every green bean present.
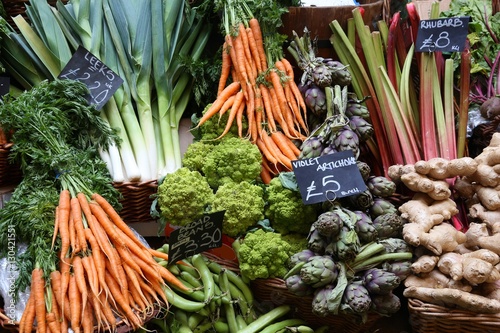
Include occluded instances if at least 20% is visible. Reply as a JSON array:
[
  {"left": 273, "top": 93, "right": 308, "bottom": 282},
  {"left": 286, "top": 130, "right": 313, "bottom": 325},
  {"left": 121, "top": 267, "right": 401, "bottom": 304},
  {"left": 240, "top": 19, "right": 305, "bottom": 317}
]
[
  {"left": 192, "top": 254, "right": 216, "bottom": 304},
  {"left": 219, "top": 269, "right": 239, "bottom": 333},
  {"left": 259, "top": 319, "right": 307, "bottom": 333},
  {"left": 163, "top": 285, "right": 206, "bottom": 312},
  {"left": 238, "top": 305, "right": 292, "bottom": 333}
]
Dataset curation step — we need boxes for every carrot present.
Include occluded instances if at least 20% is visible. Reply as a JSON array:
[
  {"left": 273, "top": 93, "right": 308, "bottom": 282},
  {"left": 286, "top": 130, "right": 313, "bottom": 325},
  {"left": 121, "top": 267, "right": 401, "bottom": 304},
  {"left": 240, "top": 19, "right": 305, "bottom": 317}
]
[
  {"left": 256, "top": 137, "right": 278, "bottom": 165},
  {"left": 259, "top": 84, "right": 278, "bottom": 133},
  {"left": 96, "top": 292, "right": 117, "bottom": 331},
  {"left": 19, "top": 294, "right": 35, "bottom": 333},
  {"left": 49, "top": 270, "right": 71, "bottom": 321},
  {"left": 249, "top": 18, "right": 267, "bottom": 71},
  {"left": 218, "top": 41, "right": 232, "bottom": 97},
  {"left": 81, "top": 255, "right": 98, "bottom": 298},
  {"left": 106, "top": 244, "right": 130, "bottom": 303},
  {"left": 271, "top": 130, "right": 300, "bottom": 160},
  {"left": 245, "top": 27, "right": 262, "bottom": 73},
  {"left": 148, "top": 248, "right": 170, "bottom": 261},
  {"left": 238, "top": 23, "right": 253, "bottom": 72},
  {"left": 72, "top": 256, "right": 88, "bottom": 320},
  {"left": 46, "top": 312, "right": 61, "bottom": 333},
  {"left": 84, "top": 228, "right": 104, "bottom": 295},
  {"left": 215, "top": 90, "right": 245, "bottom": 140},
  {"left": 69, "top": 212, "right": 78, "bottom": 255},
  {"left": 235, "top": 97, "right": 247, "bottom": 138},
  {"left": 51, "top": 207, "right": 59, "bottom": 251},
  {"left": 218, "top": 94, "right": 236, "bottom": 119},
  {"left": 122, "top": 263, "right": 149, "bottom": 307},
  {"left": 81, "top": 299, "right": 94, "bottom": 333},
  {"left": 260, "top": 162, "right": 273, "bottom": 184},
  {"left": 262, "top": 130, "right": 293, "bottom": 170},
  {"left": 68, "top": 274, "right": 82, "bottom": 333},
  {"left": 195, "top": 81, "right": 241, "bottom": 128},
  {"left": 268, "top": 86, "right": 292, "bottom": 137},
  {"left": 104, "top": 272, "right": 143, "bottom": 329},
  {"left": 87, "top": 292, "right": 104, "bottom": 332},
  {"left": 276, "top": 130, "right": 301, "bottom": 156},
  {"left": 59, "top": 255, "right": 71, "bottom": 323},
  {"left": 246, "top": 85, "right": 257, "bottom": 142},
  {"left": 47, "top": 288, "right": 62, "bottom": 333},
  {"left": 231, "top": 33, "right": 251, "bottom": 99},
  {"left": 58, "top": 189, "right": 71, "bottom": 261},
  {"left": 71, "top": 197, "right": 87, "bottom": 253},
  {"left": 32, "top": 268, "right": 47, "bottom": 333},
  {"left": 76, "top": 193, "right": 93, "bottom": 225}
]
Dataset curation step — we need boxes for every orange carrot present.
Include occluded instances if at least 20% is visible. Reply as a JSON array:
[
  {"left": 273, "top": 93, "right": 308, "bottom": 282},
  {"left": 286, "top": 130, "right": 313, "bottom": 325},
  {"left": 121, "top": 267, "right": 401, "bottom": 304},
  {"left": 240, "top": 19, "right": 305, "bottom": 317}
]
[
  {"left": 71, "top": 197, "right": 87, "bottom": 253},
  {"left": 69, "top": 213, "right": 78, "bottom": 255},
  {"left": 260, "top": 162, "right": 273, "bottom": 184},
  {"left": 271, "top": 130, "right": 300, "bottom": 160},
  {"left": 68, "top": 274, "right": 82, "bottom": 333},
  {"left": 72, "top": 256, "right": 88, "bottom": 320},
  {"left": 249, "top": 18, "right": 267, "bottom": 71},
  {"left": 19, "top": 294, "right": 35, "bottom": 333},
  {"left": 122, "top": 263, "right": 149, "bottom": 307},
  {"left": 46, "top": 312, "right": 61, "bottom": 333},
  {"left": 84, "top": 228, "right": 105, "bottom": 295},
  {"left": 246, "top": 85, "right": 257, "bottom": 141},
  {"left": 32, "top": 268, "right": 47, "bottom": 333},
  {"left": 88, "top": 292, "right": 104, "bottom": 332},
  {"left": 216, "top": 90, "right": 245, "bottom": 140},
  {"left": 97, "top": 292, "right": 117, "bottom": 331},
  {"left": 49, "top": 270, "right": 71, "bottom": 322},
  {"left": 59, "top": 256, "right": 71, "bottom": 323},
  {"left": 218, "top": 94, "right": 236, "bottom": 119},
  {"left": 81, "top": 255, "right": 98, "bottom": 298},
  {"left": 259, "top": 85, "right": 277, "bottom": 133},
  {"left": 148, "top": 248, "right": 170, "bottom": 261},
  {"left": 245, "top": 27, "right": 262, "bottom": 73},
  {"left": 256, "top": 137, "right": 279, "bottom": 165},
  {"left": 81, "top": 300, "right": 93, "bottom": 333},
  {"left": 76, "top": 193, "right": 93, "bottom": 225},
  {"left": 238, "top": 23, "right": 253, "bottom": 72},
  {"left": 254, "top": 87, "right": 264, "bottom": 141},
  {"left": 280, "top": 58, "right": 308, "bottom": 124},
  {"left": 195, "top": 81, "right": 241, "bottom": 128},
  {"left": 235, "top": 97, "right": 247, "bottom": 138},
  {"left": 104, "top": 272, "right": 143, "bottom": 329},
  {"left": 51, "top": 207, "right": 59, "bottom": 251},
  {"left": 268, "top": 86, "right": 291, "bottom": 137},
  {"left": 262, "top": 130, "right": 293, "bottom": 170},
  {"left": 231, "top": 33, "right": 251, "bottom": 100},
  {"left": 58, "top": 189, "right": 71, "bottom": 261},
  {"left": 218, "top": 41, "right": 232, "bottom": 97}
]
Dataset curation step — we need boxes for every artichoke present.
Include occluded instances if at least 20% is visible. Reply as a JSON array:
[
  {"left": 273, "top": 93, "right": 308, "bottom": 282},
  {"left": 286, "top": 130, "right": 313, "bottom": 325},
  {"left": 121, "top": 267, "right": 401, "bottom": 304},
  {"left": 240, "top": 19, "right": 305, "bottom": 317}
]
[
  {"left": 304, "top": 84, "right": 327, "bottom": 116},
  {"left": 333, "top": 126, "right": 360, "bottom": 158},
  {"left": 323, "top": 58, "right": 352, "bottom": 87},
  {"left": 348, "top": 116, "right": 374, "bottom": 142},
  {"left": 353, "top": 210, "right": 378, "bottom": 243},
  {"left": 314, "top": 210, "right": 343, "bottom": 239},
  {"left": 289, "top": 249, "right": 317, "bottom": 267},
  {"left": 311, "top": 284, "right": 336, "bottom": 317},
  {"left": 343, "top": 189, "right": 374, "bottom": 211},
  {"left": 307, "top": 227, "right": 328, "bottom": 254},
  {"left": 300, "top": 255, "right": 339, "bottom": 288},
  {"left": 325, "top": 226, "right": 360, "bottom": 262},
  {"left": 345, "top": 100, "right": 370, "bottom": 120},
  {"left": 285, "top": 274, "right": 315, "bottom": 297},
  {"left": 379, "top": 238, "right": 412, "bottom": 254},
  {"left": 362, "top": 268, "right": 401, "bottom": 295},
  {"left": 382, "top": 260, "right": 412, "bottom": 281},
  {"left": 299, "top": 136, "right": 324, "bottom": 159},
  {"left": 370, "top": 292, "right": 401, "bottom": 316},
  {"left": 366, "top": 176, "right": 397, "bottom": 198},
  {"left": 341, "top": 280, "right": 372, "bottom": 314},
  {"left": 311, "top": 62, "right": 333, "bottom": 88},
  {"left": 356, "top": 161, "right": 371, "bottom": 182},
  {"left": 371, "top": 213, "right": 404, "bottom": 239},
  {"left": 369, "top": 197, "right": 398, "bottom": 219},
  {"left": 320, "top": 144, "right": 337, "bottom": 156}
]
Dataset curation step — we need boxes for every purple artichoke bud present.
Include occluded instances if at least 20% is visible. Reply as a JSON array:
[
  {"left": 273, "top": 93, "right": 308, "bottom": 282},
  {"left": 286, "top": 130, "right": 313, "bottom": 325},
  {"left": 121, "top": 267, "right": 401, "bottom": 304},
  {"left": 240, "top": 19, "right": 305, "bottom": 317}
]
[
  {"left": 370, "top": 292, "right": 401, "bottom": 316},
  {"left": 285, "top": 274, "right": 315, "bottom": 297},
  {"left": 379, "top": 238, "right": 412, "bottom": 254},
  {"left": 314, "top": 211, "right": 343, "bottom": 239},
  {"left": 323, "top": 59, "right": 352, "bottom": 87},
  {"left": 353, "top": 210, "right": 378, "bottom": 243},
  {"left": 300, "top": 255, "right": 339, "bottom": 288},
  {"left": 311, "top": 284, "right": 335, "bottom": 317},
  {"left": 289, "top": 249, "right": 317, "bottom": 267},
  {"left": 299, "top": 136, "right": 324, "bottom": 159},
  {"left": 362, "top": 268, "right": 401, "bottom": 295},
  {"left": 357, "top": 161, "right": 371, "bottom": 182},
  {"left": 304, "top": 84, "right": 327, "bottom": 116},
  {"left": 344, "top": 189, "right": 374, "bottom": 211},
  {"left": 298, "top": 80, "right": 312, "bottom": 96},
  {"left": 311, "top": 62, "right": 333, "bottom": 88},
  {"left": 342, "top": 281, "right": 371, "bottom": 314},
  {"left": 333, "top": 126, "right": 360, "bottom": 158},
  {"left": 369, "top": 197, "right": 398, "bottom": 219},
  {"left": 366, "top": 176, "right": 397, "bottom": 198},
  {"left": 348, "top": 116, "right": 374, "bottom": 142},
  {"left": 371, "top": 213, "right": 404, "bottom": 239},
  {"left": 320, "top": 144, "right": 337, "bottom": 156},
  {"left": 382, "top": 260, "right": 412, "bottom": 281},
  {"left": 325, "top": 226, "right": 360, "bottom": 262},
  {"left": 307, "top": 228, "right": 328, "bottom": 254},
  {"left": 346, "top": 101, "right": 370, "bottom": 120}
]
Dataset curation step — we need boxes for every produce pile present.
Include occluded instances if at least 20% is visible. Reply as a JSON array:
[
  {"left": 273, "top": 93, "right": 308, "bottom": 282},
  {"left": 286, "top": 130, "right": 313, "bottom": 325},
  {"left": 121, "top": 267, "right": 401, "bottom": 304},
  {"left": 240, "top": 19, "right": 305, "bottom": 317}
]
[{"left": 387, "top": 133, "right": 500, "bottom": 313}]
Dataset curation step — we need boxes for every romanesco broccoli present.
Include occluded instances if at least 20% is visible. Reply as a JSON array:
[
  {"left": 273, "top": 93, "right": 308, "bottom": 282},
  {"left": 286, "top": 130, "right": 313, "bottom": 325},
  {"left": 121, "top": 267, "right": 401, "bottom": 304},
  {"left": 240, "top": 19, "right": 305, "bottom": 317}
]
[
  {"left": 191, "top": 103, "right": 248, "bottom": 141},
  {"left": 182, "top": 140, "right": 215, "bottom": 174},
  {"left": 265, "top": 176, "right": 319, "bottom": 235},
  {"left": 156, "top": 167, "right": 214, "bottom": 229},
  {"left": 202, "top": 137, "right": 262, "bottom": 188},
  {"left": 233, "top": 229, "right": 293, "bottom": 280},
  {"left": 211, "top": 181, "right": 265, "bottom": 237}
]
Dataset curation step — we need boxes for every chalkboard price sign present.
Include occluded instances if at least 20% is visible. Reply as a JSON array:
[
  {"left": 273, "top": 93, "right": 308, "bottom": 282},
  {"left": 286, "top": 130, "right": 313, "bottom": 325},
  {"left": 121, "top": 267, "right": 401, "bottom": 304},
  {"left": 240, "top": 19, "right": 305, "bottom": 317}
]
[
  {"left": 415, "top": 16, "right": 469, "bottom": 53},
  {"left": 58, "top": 46, "right": 123, "bottom": 110},
  {"left": 292, "top": 150, "right": 367, "bottom": 205},
  {"left": 168, "top": 211, "right": 225, "bottom": 264}
]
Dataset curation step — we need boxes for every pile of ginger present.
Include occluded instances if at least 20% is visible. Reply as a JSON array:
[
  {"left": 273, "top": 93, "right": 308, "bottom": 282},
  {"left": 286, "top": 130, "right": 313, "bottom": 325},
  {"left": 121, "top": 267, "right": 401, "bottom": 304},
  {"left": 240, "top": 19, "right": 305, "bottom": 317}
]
[{"left": 388, "top": 133, "right": 500, "bottom": 313}]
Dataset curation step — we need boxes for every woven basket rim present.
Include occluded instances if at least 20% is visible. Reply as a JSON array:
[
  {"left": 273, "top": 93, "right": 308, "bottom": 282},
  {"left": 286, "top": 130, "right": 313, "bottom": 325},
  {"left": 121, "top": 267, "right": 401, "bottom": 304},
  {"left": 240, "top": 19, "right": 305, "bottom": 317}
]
[{"left": 408, "top": 298, "right": 500, "bottom": 322}]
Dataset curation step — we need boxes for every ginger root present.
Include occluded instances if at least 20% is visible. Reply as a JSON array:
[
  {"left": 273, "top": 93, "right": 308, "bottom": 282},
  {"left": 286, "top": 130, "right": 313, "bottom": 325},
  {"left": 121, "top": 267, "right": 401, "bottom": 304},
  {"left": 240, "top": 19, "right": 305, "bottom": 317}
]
[
  {"left": 400, "top": 172, "right": 451, "bottom": 201},
  {"left": 414, "top": 157, "right": 478, "bottom": 180},
  {"left": 403, "top": 221, "right": 465, "bottom": 255},
  {"left": 466, "top": 222, "right": 500, "bottom": 255},
  {"left": 403, "top": 286, "right": 500, "bottom": 313},
  {"left": 411, "top": 254, "right": 439, "bottom": 274},
  {"left": 399, "top": 193, "right": 458, "bottom": 232},
  {"left": 468, "top": 204, "right": 500, "bottom": 234},
  {"left": 437, "top": 252, "right": 500, "bottom": 285},
  {"left": 404, "top": 269, "right": 472, "bottom": 292}
]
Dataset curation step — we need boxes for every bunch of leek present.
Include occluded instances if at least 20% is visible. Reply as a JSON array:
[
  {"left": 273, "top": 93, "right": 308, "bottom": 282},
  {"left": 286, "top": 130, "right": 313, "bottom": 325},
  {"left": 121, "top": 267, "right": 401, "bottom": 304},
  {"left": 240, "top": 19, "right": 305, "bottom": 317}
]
[{"left": 0, "top": 0, "right": 212, "bottom": 182}]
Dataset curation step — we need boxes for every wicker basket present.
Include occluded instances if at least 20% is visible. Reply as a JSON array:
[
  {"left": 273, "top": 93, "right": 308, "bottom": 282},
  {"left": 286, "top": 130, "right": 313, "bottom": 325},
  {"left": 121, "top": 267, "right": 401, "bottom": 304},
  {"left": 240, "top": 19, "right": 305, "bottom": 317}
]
[
  {"left": 250, "top": 278, "right": 380, "bottom": 332},
  {"left": 408, "top": 298, "right": 500, "bottom": 333},
  {"left": 0, "top": 142, "right": 22, "bottom": 187},
  {"left": 112, "top": 179, "right": 158, "bottom": 224}
]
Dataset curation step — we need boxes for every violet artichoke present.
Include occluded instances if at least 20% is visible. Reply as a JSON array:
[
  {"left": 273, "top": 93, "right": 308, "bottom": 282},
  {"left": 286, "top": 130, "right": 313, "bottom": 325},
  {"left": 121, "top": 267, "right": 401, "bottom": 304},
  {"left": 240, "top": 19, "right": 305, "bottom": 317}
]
[
  {"left": 300, "top": 255, "right": 339, "bottom": 288},
  {"left": 341, "top": 280, "right": 372, "bottom": 314},
  {"left": 285, "top": 274, "right": 315, "bottom": 297},
  {"left": 314, "top": 210, "right": 343, "bottom": 239},
  {"left": 366, "top": 176, "right": 397, "bottom": 198},
  {"left": 362, "top": 268, "right": 401, "bottom": 295},
  {"left": 370, "top": 292, "right": 401, "bottom": 316}
]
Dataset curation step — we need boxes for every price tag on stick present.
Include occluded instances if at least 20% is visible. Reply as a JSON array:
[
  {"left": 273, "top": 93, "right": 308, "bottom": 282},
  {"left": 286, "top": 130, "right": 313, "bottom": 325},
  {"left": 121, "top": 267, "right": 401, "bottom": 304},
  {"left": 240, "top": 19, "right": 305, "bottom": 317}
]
[
  {"left": 292, "top": 150, "right": 367, "bottom": 205},
  {"left": 168, "top": 211, "right": 225, "bottom": 264},
  {"left": 58, "top": 46, "right": 123, "bottom": 110},
  {"left": 415, "top": 16, "right": 470, "bottom": 53}
]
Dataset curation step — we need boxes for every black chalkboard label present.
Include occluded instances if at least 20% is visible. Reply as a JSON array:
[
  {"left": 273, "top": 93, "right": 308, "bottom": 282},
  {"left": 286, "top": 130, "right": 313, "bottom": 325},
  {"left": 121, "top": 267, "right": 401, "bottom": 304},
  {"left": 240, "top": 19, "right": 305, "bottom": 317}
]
[
  {"left": 168, "top": 211, "right": 225, "bottom": 264},
  {"left": 292, "top": 150, "right": 367, "bottom": 205},
  {"left": 415, "top": 17, "right": 469, "bottom": 53},
  {"left": 0, "top": 76, "right": 9, "bottom": 98},
  {"left": 58, "top": 46, "right": 123, "bottom": 110}
]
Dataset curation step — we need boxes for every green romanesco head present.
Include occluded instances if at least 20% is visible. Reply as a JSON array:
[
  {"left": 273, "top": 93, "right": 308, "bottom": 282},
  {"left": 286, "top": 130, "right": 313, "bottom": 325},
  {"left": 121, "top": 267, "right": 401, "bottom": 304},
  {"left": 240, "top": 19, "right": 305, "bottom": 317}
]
[
  {"left": 281, "top": 233, "right": 308, "bottom": 255},
  {"left": 182, "top": 140, "right": 216, "bottom": 174},
  {"left": 236, "top": 229, "right": 293, "bottom": 280},
  {"left": 192, "top": 103, "right": 248, "bottom": 141},
  {"left": 265, "top": 177, "right": 319, "bottom": 236},
  {"left": 202, "top": 137, "right": 262, "bottom": 188},
  {"left": 157, "top": 167, "right": 214, "bottom": 228},
  {"left": 211, "top": 181, "right": 265, "bottom": 237}
]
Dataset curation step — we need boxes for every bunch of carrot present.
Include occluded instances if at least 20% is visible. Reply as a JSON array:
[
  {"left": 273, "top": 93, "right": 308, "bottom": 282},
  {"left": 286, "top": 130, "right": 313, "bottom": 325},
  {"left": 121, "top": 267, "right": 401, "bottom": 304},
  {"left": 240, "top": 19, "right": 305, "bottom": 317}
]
[
  {"left": 194, "top": 3, "right": 309, "bottom": 184},
  {"left": 17, "top": 190, "right": 189, "bottom": 333}
]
